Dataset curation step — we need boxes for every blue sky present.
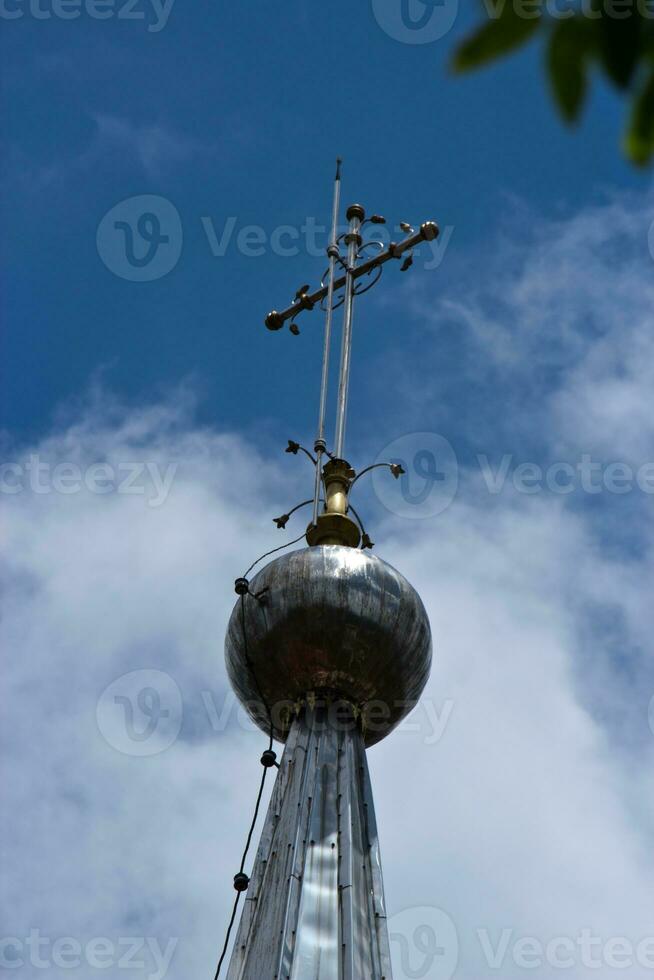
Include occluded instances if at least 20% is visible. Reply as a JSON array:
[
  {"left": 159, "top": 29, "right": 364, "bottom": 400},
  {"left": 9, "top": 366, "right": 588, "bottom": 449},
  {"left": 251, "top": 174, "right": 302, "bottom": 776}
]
[
  {"left": 4, "top": 3, "right": 654, "bottom": 980},
  {"left": 1, "top": 0, "right": 650, "bottom": 446}
]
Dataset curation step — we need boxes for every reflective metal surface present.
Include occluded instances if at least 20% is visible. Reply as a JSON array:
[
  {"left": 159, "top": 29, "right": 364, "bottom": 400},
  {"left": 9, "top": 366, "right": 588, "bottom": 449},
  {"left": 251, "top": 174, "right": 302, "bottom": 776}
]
[
  {"left": 225, "top": 545, "right": 432, "bottom": 747},
  {"left": 264, "top": 219, "right": 440, "bottom": 332},
  {"left": 312, "top": 158, "right": 342, "bottom": 527},
  {"left": 334, "top": 205, "right": 363, "bottom": 459},
  {"left": 226, "top": 706, "right": 394, "bottom": 980}
]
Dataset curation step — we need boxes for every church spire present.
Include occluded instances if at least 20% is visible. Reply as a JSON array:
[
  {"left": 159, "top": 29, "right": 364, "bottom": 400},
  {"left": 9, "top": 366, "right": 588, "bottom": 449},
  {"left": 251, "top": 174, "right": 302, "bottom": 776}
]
[{"left": 219, "top": 164, "right": 437, "bottom": 978}]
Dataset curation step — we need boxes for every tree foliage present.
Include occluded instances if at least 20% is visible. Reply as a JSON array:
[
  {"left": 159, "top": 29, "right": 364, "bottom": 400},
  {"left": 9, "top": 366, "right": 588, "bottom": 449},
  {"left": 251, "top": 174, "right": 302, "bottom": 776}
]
[{"left": 452, "top": 0, "right": 654, "bottom": 164}]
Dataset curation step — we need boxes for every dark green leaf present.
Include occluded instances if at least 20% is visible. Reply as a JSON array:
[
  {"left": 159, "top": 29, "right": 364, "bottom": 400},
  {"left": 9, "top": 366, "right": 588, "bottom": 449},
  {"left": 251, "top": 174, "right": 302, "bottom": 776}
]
[
  {"left": 625, "top": 68, "right": 654, "bottom": 164},
  {"left": 547, "top": 18, "right": 594, "bottom": 122},
  {"left": 644, "top": 24, "right": 654, "bottom": 57},
  {"left": 594, "top": 0, "right": 642, "bottom": 89},
  {"left": 453, "top": 6, "right": 542, "bottom": 72}
]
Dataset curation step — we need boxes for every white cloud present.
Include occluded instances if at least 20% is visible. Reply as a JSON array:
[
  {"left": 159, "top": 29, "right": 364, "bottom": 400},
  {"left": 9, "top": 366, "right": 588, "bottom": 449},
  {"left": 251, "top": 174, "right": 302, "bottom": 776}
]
[
  {"left": 4, "top": 114, "right": 204, "bottom": 195},
  {"left": 375, "top": 495, "right": 654, "bottom": 978},
  {"left": 91, "top": 115, "right": 203, "bottom": 180},
  {"left": 1, "top": 388, "right": 292, "bottom": 978},
  {"left": 410, "top": 190, "right": 654, "bottom": 462}
]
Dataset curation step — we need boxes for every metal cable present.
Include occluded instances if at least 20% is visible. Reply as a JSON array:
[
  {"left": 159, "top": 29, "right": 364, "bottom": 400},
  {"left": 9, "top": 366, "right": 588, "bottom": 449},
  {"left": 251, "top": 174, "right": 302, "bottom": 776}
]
[
  {"left": 212, "top": 891, "right": 242, "bottom": 980},
  {"left": 238, "top": 766, "right": 269, "bottom": 874},
  {"left": 239, "top": 594, "right": 274, "bottom": 751},
  {"left": 212, "top": 591, "right": 277, "bottom": 977},
  {"left": 242, "top": 531, "right": 307, "bottom": 579}
]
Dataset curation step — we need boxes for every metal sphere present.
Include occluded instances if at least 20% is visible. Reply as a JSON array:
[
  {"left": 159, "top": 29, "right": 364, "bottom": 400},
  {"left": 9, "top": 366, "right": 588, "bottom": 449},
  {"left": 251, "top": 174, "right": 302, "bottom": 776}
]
[{"left": 225, "top": 545, "right": 432, "bottom": 747}]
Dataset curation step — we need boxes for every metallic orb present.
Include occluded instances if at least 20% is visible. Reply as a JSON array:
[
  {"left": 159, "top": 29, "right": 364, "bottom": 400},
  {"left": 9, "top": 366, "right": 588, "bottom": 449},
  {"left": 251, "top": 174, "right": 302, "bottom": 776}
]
[{"left": 225, "top": 545, "right": 432, "bottom": 747}]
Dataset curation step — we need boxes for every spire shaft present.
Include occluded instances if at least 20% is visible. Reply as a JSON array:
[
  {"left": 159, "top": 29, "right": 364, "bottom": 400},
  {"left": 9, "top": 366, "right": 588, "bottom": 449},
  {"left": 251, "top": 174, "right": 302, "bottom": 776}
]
[{"left": 225, "top": 704, "right": 393, "bottom": 980}]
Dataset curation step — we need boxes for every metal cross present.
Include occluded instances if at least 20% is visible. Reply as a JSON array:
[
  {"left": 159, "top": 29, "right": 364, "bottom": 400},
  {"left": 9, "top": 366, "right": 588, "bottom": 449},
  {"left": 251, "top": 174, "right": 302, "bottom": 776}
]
[{"left": 265, "top": 160, "right": 440, "bottom": 546}]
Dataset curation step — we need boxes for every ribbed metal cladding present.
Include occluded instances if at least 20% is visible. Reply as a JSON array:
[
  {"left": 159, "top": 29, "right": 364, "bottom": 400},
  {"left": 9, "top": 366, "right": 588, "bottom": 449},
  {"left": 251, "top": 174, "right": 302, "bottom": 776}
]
[{"left": 226, "top": 705, "right": 393, "bottom": 980}]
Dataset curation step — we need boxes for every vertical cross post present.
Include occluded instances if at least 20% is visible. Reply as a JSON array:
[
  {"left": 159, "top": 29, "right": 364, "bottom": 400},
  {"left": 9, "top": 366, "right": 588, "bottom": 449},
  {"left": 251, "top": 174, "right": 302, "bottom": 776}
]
[
  {"left": 334, "top": 203, "right": 365, "bottom": 461},
  {"left": 312, "top": 159, "right": 342, "bottom": 528}
]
